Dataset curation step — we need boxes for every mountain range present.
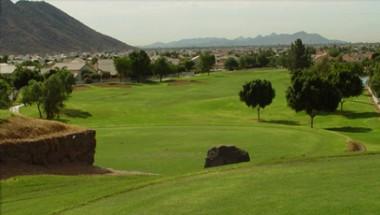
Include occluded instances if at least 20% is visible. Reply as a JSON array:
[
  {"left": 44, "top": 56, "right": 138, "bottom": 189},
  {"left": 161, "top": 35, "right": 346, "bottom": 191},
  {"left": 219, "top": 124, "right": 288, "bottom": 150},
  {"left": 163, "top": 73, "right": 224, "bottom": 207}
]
[
  {"left": 0, "top": 0, "right": 133, "bottom": 54},
  {"left": 144, "top": 32, "right": 347, "bottom": 49}
]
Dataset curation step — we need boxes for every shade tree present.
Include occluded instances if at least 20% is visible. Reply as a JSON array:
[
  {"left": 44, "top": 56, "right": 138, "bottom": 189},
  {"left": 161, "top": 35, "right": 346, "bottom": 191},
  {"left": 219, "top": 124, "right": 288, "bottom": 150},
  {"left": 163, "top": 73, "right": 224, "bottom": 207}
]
[
  {"left": 21, "top": 70, "right": 75, "bottom": 119},
  {"left": 22, "top": 80, "right": 44, "bottom": 118},
  {"left": 152, "top": 57, "right": 172, "bottom": 82},
  {"left": 329, "top": 70, "right": 363, "bottom": 111},
  {"left": 0, "top": 79, "right": 11, "bottom": 109},
  {"left": 128, "top": 50, "right": 152, "bottom": 82},
  {"left": 12, "top": 66, "right": 43, "bottom": 90},
  {"left": 286, "top": 72, "right": 341, "bottom": 128},
  {"left": 286, "top": 39, "right": 312, "bottom": 75},
  {"left": 114, "top": 56, "right": 131, "bottom": 82},
  {"left": 199, "top": 52, "right": 216, "bottom": 75},
  {"left": 224, "top": 57, "right": 239, "bottom": 71},
  {"left": 239, "top": 79, "right": 275, "bottom": 121}
]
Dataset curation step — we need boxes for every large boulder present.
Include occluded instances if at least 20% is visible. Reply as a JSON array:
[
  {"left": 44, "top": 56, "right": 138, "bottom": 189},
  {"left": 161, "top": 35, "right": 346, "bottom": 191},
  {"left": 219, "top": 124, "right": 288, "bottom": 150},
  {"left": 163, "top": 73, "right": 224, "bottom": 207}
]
[{"left": 204, "top": 145, "right": 250, "bottom": 168}]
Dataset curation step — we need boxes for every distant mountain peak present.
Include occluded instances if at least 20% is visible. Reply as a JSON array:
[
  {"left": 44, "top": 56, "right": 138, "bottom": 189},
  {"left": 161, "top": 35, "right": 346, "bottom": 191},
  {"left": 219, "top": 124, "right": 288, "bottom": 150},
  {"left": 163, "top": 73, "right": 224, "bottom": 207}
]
[{"left": 144, "top": 31, "right": 347, "bottom": 49}]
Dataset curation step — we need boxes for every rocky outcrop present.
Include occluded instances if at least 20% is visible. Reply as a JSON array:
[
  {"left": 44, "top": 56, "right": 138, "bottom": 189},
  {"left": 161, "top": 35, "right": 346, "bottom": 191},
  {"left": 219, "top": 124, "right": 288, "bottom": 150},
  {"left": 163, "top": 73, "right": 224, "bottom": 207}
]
[
  {"left": 204, "top": 145, "right": 250, "bottom": 168},
  {"left": 0, "top": 130, "right": 96, "bottom": 165}
]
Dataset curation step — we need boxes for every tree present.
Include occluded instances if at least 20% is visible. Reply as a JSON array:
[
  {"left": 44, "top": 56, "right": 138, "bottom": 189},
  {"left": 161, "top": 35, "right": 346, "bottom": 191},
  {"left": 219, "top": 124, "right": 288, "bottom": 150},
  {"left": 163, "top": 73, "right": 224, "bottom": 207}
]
[
  {"left": 42, "top": 74, "right": 68, "bottom": 119},
  {"left": 286, "top": 73, "right": 341, "bottom": 128},
  {"left": 21, "top": 69, "right": 74, "bottom": 119},
  {"left": 12, "top": 66, "right": 43, "bottom": 90},
  {"left": 369, "top": 64, "right": 380, "bottom": 97},
  {"left": 256, "top": 52, "right": 270, "bottom": 67},
  {"left": 287, "top": 39, "right": 312, "bottom": 74},
  {"left": 56, "top": 68, "right": 76, "bottom": 94},
  {"left": 128, "top": 50, "right": 151, "bottom": 82},
  {"left": 0, "top": 79, "right": 11, "bottom": 109},
  {"left": 239, "top": 55, "right": 257, "bottom": 69},
  {"left": 329, "top": 70, "right": 363, "bottom": 111},
  {"left": 328, "top": 46, "right": 341, "bottom": 58},
  {"left": 181, "top": 59, "right": 195, "bottom": 72},
  {"left": 152, "top": 57, "right": 171, "bottom": 82},
  {"left": 332, "top": 62, "right": 364, "bottom": 76},
  {"left": 310, "top": 57, "right": 331, "bottom": 75},
  {"left": 0, "top": 55, "right": 9, "bottom": 63},
  {"left": 45, "top": 67, "right": 76, "bottom": 93},
  {"left": 199, "top": 52, "right": 216, "bottom": 75},
  {"left": 239, "top": 80, "right": 275, "bottom": 121},
  {"left": 113, "top": 56, "right": 131, "bottom": 82},
  {"left": 81, "top": 69, "right": 100, "bottom": 84},
  {"left": 22, "top": 80, "right": 44, "bottom": 118},
  {"left": 224, "top": 57, "right": 239, "bottom": 71}
]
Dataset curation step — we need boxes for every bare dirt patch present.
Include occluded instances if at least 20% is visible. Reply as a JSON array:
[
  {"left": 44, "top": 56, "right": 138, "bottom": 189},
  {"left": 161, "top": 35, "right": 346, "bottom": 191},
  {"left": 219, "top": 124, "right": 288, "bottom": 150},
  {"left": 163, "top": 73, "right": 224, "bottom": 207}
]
[
  {"left": 346, "top": 140, "right": 367, "bottom": 152},
  {"left": 0, "top": 116, "right": 84, "bottom": 143},
  {"left": 168, "top": 80, "right": 201, "bottom": 86},
  {"left": 0, "top": 163, "right": 156, "bottom": 180},
  {"left": 73, "top": 84, "right": 91, "bottom": 91},
  {"left": 0, "top": 116, "right": 96, "bottom": 173},
  {"left": 93, "top": 82, "right": 131, "bottom": 88}
]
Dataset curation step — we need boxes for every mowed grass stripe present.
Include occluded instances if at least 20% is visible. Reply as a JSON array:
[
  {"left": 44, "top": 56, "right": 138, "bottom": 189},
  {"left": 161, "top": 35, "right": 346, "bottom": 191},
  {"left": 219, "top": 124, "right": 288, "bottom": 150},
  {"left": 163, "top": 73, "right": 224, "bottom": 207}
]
[{"left": 63, "top": 154, "right": 380, "bottom": 215}]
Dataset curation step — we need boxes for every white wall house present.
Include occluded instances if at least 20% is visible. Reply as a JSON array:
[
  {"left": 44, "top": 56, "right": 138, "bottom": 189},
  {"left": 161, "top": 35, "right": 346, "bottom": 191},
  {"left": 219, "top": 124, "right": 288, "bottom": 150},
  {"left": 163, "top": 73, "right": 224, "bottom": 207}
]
[{"left": 0, "top": 63, "right": 16, "bottom": 76}]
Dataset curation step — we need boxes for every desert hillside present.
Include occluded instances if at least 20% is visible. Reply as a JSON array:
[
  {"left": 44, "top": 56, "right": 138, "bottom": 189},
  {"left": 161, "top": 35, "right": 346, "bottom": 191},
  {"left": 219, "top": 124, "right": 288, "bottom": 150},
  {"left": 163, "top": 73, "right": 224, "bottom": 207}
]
[{"left": 0, "top": 0, "right": 133, "bottom": 54}]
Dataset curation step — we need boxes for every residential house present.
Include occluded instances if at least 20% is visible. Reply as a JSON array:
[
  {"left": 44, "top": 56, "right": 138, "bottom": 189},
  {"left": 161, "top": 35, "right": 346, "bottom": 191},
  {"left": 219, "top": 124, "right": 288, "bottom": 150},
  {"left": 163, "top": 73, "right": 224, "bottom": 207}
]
[
  {"left": 96, "top": 59, "right": 118, "bottom": 78},
  {"left": 0, "top": 63, "right": 16, "bottom": 76},
  {"left": 54, "top": 58, "right": 96, "bottom": 82}
]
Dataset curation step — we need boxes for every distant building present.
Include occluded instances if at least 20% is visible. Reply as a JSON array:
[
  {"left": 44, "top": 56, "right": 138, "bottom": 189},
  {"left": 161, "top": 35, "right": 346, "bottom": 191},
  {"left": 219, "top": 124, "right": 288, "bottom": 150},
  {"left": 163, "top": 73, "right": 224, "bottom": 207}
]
[
  {"left": 96, "top": 59, "right": 118, "bottom": 77},
  {"left": 54, "top": 58, "right": 96, "bottom": 81},
  {"left": 0, "top": 63, "right": 16, "bottom": 76}
]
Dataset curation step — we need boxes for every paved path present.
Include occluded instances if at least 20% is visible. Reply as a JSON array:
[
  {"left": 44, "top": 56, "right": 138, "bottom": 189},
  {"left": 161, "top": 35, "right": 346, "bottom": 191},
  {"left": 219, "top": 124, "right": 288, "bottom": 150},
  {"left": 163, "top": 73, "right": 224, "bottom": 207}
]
[
  {"left": 367, "top": 86, "right": 380, "bottom": 110},
  {"left": 9, "top": 104, "right": 24, "bottom": 114}
]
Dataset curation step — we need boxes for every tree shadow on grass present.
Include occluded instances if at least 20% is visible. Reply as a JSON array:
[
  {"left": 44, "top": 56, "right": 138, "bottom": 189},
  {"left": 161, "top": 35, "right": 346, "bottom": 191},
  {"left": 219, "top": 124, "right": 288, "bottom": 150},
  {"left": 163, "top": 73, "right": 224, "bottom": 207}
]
[
  {"left": 340, "top": 111, "right": 380, "bottom": 119},
  {"left": 62, "top": 108, "right": 92, "bottom": 119},
  {"left": 262, "top": 119, "right": 300, "bottom": 126},
  {"left": 325, "top": 126, "right": 372, "bottom": 133},
  {"left": 350, "top": 100, "right": 374, "bottom": 106}
]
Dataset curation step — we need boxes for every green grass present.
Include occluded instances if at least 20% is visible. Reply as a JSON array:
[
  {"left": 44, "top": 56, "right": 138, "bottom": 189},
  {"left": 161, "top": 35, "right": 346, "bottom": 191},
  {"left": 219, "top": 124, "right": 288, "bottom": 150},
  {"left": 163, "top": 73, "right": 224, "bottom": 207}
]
[
  {"left": 0, "top": 109, "right": 11, "bottom": 119},
  {"left": 2, "top": 69, "right": 380, "bottom": 214},
  {"left": 64, "top": 154, "right": 380, "bottom": 215}
]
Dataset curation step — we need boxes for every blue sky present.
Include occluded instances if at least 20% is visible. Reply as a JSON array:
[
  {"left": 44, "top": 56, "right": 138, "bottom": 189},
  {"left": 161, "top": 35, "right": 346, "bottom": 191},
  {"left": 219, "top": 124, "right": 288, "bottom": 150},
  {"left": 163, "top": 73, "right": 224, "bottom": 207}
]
[{"left": 38, "top": 0, "right": 380, "bottom": 46}]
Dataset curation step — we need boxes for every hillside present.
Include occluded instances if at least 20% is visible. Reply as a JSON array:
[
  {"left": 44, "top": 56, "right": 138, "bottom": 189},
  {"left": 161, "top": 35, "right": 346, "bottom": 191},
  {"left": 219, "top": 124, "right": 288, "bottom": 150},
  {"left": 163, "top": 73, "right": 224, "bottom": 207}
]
[
  {"left": 145, "top": 31, "right": 347, "bottom": 48},
  {"left": 0, "top": 0, "right": 133, "bottom": 54}
]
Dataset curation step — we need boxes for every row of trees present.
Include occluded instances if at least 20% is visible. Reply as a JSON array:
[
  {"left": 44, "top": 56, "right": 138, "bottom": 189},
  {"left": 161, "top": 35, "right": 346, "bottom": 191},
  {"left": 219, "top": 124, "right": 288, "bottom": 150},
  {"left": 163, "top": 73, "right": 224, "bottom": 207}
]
[
  {"left": 0, "top": 66, "right": 75, "bottom": 119},
  {"left": 366, "top": 50, "right": 380, "bottom": 96},
  {"left": 224, "top": 50, "right": 279, "bottom": 71},
  {"left": 21, "top": 68, "right": 75, "bottom": 119},
  {"left": 114, "top": 50, "right": 217, "bottom": 82},
  {"left": 239, "top": 39, "right": 364, "bottom": 128},
  {"left": 369, "top": 64, "right": 380, "bottom": 97}
]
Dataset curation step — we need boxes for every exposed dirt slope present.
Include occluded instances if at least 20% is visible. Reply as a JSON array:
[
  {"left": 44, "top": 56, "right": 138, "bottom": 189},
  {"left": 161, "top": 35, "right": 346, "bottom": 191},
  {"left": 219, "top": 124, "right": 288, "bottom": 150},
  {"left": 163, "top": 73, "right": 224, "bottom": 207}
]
[
  {"left": 0, "top": 116, "right": 96, "bottom": 178},
  {"left": 0, "top": 116, "right": 83, "bottom": 142}
]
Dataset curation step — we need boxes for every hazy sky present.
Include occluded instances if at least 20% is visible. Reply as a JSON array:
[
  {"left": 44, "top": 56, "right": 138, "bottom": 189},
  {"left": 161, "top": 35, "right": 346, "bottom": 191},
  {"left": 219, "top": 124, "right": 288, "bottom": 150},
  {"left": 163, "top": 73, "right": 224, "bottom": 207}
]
[{"left": 36, "top": 0, "right": 380, "bottom": 46}]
